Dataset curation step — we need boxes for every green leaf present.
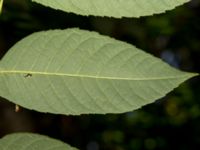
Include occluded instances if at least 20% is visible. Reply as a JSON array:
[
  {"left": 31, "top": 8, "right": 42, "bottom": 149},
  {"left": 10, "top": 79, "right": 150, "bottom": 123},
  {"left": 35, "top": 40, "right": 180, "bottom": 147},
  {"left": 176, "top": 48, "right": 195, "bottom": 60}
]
[
  {"left": 0, "top": 28, "right": 197, "bottom": 115},
  {"left": 31, "top": 0, "right": 190, "bottom": 18},
  {"left": 0, "top": 133, "right": 78, "bottom": 150},
  {"left": 0, "top": 0, "right": 3, "bottom": 14}
]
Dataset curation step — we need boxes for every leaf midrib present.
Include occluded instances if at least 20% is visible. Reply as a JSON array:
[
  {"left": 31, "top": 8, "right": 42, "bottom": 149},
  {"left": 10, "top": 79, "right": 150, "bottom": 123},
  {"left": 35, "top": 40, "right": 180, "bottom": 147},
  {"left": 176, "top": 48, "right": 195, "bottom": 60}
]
[{"left": 0, "top": 70, "right": 194, "bottom": 81}]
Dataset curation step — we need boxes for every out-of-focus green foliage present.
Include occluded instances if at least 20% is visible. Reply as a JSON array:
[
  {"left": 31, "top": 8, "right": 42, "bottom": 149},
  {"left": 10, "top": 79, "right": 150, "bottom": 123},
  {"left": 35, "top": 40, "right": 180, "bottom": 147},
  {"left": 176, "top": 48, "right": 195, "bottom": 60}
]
[{"left": 0, "top": 0, "right": 199, "bottom": 150}]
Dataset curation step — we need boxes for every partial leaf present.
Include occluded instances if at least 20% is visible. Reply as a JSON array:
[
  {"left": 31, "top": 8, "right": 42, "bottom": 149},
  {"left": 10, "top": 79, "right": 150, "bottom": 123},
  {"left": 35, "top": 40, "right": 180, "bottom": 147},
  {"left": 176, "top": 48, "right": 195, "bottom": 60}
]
[
  {"left": 0, "top": 133, "right": 78, "bottom": 150},
  {"left": 0, "top": 28, "right": 197, "bottom": 115},
  {"left": 32, "top": 0, "right": 190, "bottom": 18},
  {"left": 0, "top": 0, "right": 3, "bottom": 14}
]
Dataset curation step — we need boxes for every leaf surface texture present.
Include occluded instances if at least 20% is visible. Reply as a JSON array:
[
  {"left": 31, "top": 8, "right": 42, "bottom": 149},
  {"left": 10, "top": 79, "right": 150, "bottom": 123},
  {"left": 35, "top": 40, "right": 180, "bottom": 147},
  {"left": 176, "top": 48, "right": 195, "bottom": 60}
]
[
  {"left": 0, "top": 28, "right": 196, "bottom": 115},
  {"left": 32, "top": 0, "right": 190, "bottom": 18},
  {"left": 0, "top": 133, "right": 78, "bottom": 150}
]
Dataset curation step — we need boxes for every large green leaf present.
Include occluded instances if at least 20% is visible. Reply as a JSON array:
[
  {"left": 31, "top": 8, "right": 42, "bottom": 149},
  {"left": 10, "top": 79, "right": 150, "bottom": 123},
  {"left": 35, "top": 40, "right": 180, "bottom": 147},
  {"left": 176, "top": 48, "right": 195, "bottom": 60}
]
[
  {"left": 0, "top": 28, "right": 197, "bottom": 115},
  {"left": 32, "top": 0, "right": 190, "bottom": 18},
  {"left": 0, "top": 133, "right": 78, "bottom": 150}
]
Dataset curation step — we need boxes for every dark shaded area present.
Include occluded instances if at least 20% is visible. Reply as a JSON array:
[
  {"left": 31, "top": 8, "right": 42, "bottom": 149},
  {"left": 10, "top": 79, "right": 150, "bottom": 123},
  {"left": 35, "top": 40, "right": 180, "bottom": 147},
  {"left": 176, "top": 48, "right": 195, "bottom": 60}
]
[{"left": 0, "top": 0, "right": 200, "bottom": 150}]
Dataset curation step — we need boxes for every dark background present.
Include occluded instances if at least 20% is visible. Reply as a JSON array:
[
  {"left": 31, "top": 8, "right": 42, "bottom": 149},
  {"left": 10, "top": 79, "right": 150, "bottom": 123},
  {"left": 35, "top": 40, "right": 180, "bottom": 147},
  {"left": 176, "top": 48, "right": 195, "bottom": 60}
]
[{"left": 0, "top": 0, "right": 200, "bottom": 150}]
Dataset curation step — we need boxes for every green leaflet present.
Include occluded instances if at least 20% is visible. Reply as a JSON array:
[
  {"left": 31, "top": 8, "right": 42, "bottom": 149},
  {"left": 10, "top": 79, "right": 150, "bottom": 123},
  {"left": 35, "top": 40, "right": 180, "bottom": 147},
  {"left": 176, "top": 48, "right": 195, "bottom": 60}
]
[
  {"left": 0, "top": 133, "right": 78, "bottom": 150},
  {"left": 0, "top": 28, "right": 197, "bottom": 115},
  {"left": 0, "top": 0, "right": 3, "bottom": 14},
  {"left": 31, "top": 0, "right": 190, "bottom": 18}
]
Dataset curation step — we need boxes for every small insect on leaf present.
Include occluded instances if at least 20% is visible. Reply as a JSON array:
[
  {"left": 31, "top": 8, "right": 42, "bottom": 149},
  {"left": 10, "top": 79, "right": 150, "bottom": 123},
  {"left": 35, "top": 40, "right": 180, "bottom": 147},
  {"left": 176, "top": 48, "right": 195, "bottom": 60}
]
[
  {"left": 0, "top": 0, "right": 3, "bottom": 14},
  {"left": 24, "top": 73, "right": 32, "bottom": 78}
]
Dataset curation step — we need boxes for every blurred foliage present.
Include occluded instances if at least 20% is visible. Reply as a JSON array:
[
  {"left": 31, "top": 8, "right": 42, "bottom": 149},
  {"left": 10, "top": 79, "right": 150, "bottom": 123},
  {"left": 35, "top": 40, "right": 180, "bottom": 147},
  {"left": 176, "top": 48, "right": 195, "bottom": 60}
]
[{"left": 0, "top": 0, "right": 200, "bottom": 150}]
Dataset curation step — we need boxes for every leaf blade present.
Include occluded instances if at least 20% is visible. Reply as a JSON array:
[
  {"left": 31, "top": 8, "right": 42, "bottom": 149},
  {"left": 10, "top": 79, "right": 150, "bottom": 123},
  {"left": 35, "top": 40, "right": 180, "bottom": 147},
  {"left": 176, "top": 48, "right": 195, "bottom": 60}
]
[
  {"left": 0, "top": 133, "right": 78, "bottom": 150},
  {"left": 0, "top": 0, "right": 3, "bottom": 14},
  {"left": 31, "top": 0, "right": 190, "bottom": 18},
  {"left": 0, "top": 28, "right": 197, "bottom": 115}
]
